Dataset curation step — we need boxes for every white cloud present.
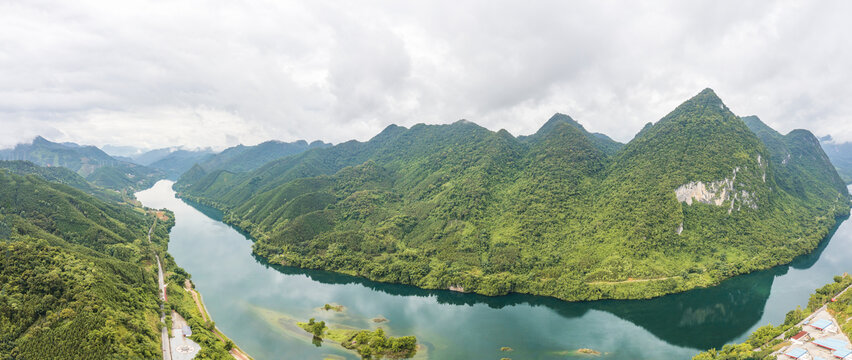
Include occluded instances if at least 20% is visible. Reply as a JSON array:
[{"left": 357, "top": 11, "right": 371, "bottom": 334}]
[{"left": 1, "top": 0, "right": 852, "bottom": 150}]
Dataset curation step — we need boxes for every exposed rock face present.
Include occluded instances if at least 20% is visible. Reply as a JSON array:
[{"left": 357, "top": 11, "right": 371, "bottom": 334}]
[
  {"left": 675, "top": 167, "right": 739, "bottom": 206},
  {"left": 675, "top": 166, "right": 758, "bottom": 213}
]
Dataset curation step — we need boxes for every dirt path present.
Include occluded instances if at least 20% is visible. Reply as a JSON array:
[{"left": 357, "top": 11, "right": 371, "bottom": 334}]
[
  {"left": 587, "top": 276, "right": 677, "bottom": 285},
  {"left": 183, "top": 280, "right": 208, "bottom": 322},
  {"left": 229, "top": 348, "right": 252, "bottom": 360}
]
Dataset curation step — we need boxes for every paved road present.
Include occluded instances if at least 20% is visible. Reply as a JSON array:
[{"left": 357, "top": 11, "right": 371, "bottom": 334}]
[{"left": 148, "top": 219, "right": 171, "bottom": 360}]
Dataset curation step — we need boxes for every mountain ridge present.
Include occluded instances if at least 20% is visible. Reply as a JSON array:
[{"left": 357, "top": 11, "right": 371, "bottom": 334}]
[{"left": 170, "top": 89, "right": 849, "bottom": 301}]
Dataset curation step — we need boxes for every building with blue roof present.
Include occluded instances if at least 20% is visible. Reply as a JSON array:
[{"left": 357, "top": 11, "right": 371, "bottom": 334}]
[
  {"left": 784, "top": 348, "right": 808, "bottom": 359},
  {"left": 784, "top": 347, "right": 808, "bottom": 359},
  {"left": 834, "top": 348, "right": 852, "bottom": 359},
  {"left": 811, "top": 319, "right": 834, "bottom": 331},
  {"left": 814, "top": 338, "right": 850, "bottom": 351}
]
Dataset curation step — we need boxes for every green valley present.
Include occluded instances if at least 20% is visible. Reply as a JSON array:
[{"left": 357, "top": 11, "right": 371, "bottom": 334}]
[{"left": 174, "top": 88, "right": 851, "bottom": 301}]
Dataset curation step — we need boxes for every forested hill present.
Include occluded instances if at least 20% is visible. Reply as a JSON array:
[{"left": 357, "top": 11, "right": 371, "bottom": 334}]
[
  {"left": 0, "top": 136, "right": 163, "bottom": 191},
  {"left": 0, "top": 167, "right": 166, "bottom": 359},
  {"left": 743, "top": 115, "right": 849, "bottom": 200},
  {"left": 0, "top": 160, "right": 123, "bottom": 202},
  {"left": 175, "top": 88, "right": 851, "bottom": 301}
]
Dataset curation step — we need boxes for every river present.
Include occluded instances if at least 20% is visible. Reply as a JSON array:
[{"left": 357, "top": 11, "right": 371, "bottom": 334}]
[{"left": 135, "top": 181, "right": 852, "bottom": 359}]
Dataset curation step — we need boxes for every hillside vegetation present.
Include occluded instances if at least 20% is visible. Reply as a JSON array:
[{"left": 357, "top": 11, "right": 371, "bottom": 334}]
[
  {"left": 176, "top": 89, "right": 850, "bottom": 301},
  {"left": 0, "top": 160, "right": 123, "bottom": 203},
  {"left": 0, "top": 169, "right": 165, "bottom": 359}
]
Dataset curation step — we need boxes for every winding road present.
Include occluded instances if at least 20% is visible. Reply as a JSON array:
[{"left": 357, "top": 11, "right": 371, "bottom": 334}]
[{"left": 148, "top": 219, "right": 171, "bottom": 360}]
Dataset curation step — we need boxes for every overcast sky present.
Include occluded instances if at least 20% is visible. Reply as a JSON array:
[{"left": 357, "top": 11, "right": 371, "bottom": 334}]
[{"left": 2, "top": 0, "right": 852, "bottom": 151}]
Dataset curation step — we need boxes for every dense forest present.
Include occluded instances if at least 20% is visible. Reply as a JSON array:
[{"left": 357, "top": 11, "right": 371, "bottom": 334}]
[
  {"left": 0, "top": 169, "right": 164, "bottom": 359},
  {"left": 175, "top": 89, "right": 850, "bottom": 301},
  {"left": 0, "top": 160, "right": 123, "bottom": 203}
]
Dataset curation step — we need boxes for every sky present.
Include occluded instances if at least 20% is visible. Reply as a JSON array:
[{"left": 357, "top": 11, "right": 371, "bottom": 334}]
[{"left": 1, "top": 0, "right": 852, "bottom": 151}]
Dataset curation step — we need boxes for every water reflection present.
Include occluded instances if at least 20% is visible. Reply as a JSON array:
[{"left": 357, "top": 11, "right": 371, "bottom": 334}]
[{"left": 180, "top": 192, "right": 847, "bottom": 352}]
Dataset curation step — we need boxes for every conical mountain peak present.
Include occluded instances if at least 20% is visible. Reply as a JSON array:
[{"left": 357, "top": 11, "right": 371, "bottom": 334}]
[{"left": 686, "top": 88, "right": 726, "bottom": 111}]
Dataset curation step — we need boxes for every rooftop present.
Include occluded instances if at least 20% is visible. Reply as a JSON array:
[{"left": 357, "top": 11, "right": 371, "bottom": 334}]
[
  {"left": 784, "top": 347, "right": 808, "bottom": 359},
  {"left": 812, "top": 319, "right": 834, "bottom": 330},
  {"left": 834, "top": 348, "right": 852, "bottom": 359},
  {"left": 813, "top": 338, "right": 850, "bottom": 351},
  {"left": 792, "top": 331, "right": 809, "bottom": 340}
]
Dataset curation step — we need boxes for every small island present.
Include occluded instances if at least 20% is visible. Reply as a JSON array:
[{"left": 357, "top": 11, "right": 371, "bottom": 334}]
[
  {"left": 298, "top": 318, "right": 418, "bottom": 358},
  {"left": 577, "top": 348, "right": 602, "bottom": 356},
  {"left": 320, "top": 303, "right": 345, "bottom": 312}
]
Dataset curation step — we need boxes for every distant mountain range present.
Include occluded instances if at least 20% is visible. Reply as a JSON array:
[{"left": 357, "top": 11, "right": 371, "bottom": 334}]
[
  {"left": 194, "top": 139, "right": 331, "bottom": 173},
  {"left": 175, "top": 88, "right": 850, "bottom": 301},
  {"left": 0, "top": 136, "right": 163, "bottom": 191},
  {"left": 819, "top": 135, "right": 852, "bottom": 184},
  {"left": 102, "top": 140, "right": 330, "bottom": 180}
]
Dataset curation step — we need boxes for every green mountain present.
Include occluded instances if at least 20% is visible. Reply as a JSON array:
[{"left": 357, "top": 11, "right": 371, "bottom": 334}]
[
  {"left": 175, "top": 89, "right": 850, "bottom": 301},
  {"left": 0, "top": 169, "right": 164, "bottom": 359},
  {"left": 196, "top": 139, "right": 331, "bottom": 174},
  {"left": 818, "top": 135, "right": 852, "bottom": 184},
  {"left": 0, "top": 136, "right": 163, "bottom": 191},
  {"left": 519, "top": 112, "right": 624, "bottom": 155},
  {"left": 743, "top": 116, "right": 848, "bottom": 201}
]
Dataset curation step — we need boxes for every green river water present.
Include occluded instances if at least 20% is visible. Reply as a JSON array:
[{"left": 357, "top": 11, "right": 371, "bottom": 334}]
[{"left": 136, "top": 181, "right": 852, "bottom": 359}]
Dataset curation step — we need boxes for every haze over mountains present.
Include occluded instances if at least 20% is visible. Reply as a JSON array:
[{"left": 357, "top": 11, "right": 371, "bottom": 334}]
[
  {"left": 819, "top": 136, "right": 852, "bottom": 184},
  {"left": 174, "top": 89, "right": 850, "bottom": 301},
  {"left": 0, "top": 136, "right": 163, "bottom": 191}
]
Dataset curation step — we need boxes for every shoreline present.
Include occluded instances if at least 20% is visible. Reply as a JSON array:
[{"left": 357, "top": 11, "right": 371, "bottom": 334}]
[{"left": 174, "top": 191, "right": 850, "bottom": 303}]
